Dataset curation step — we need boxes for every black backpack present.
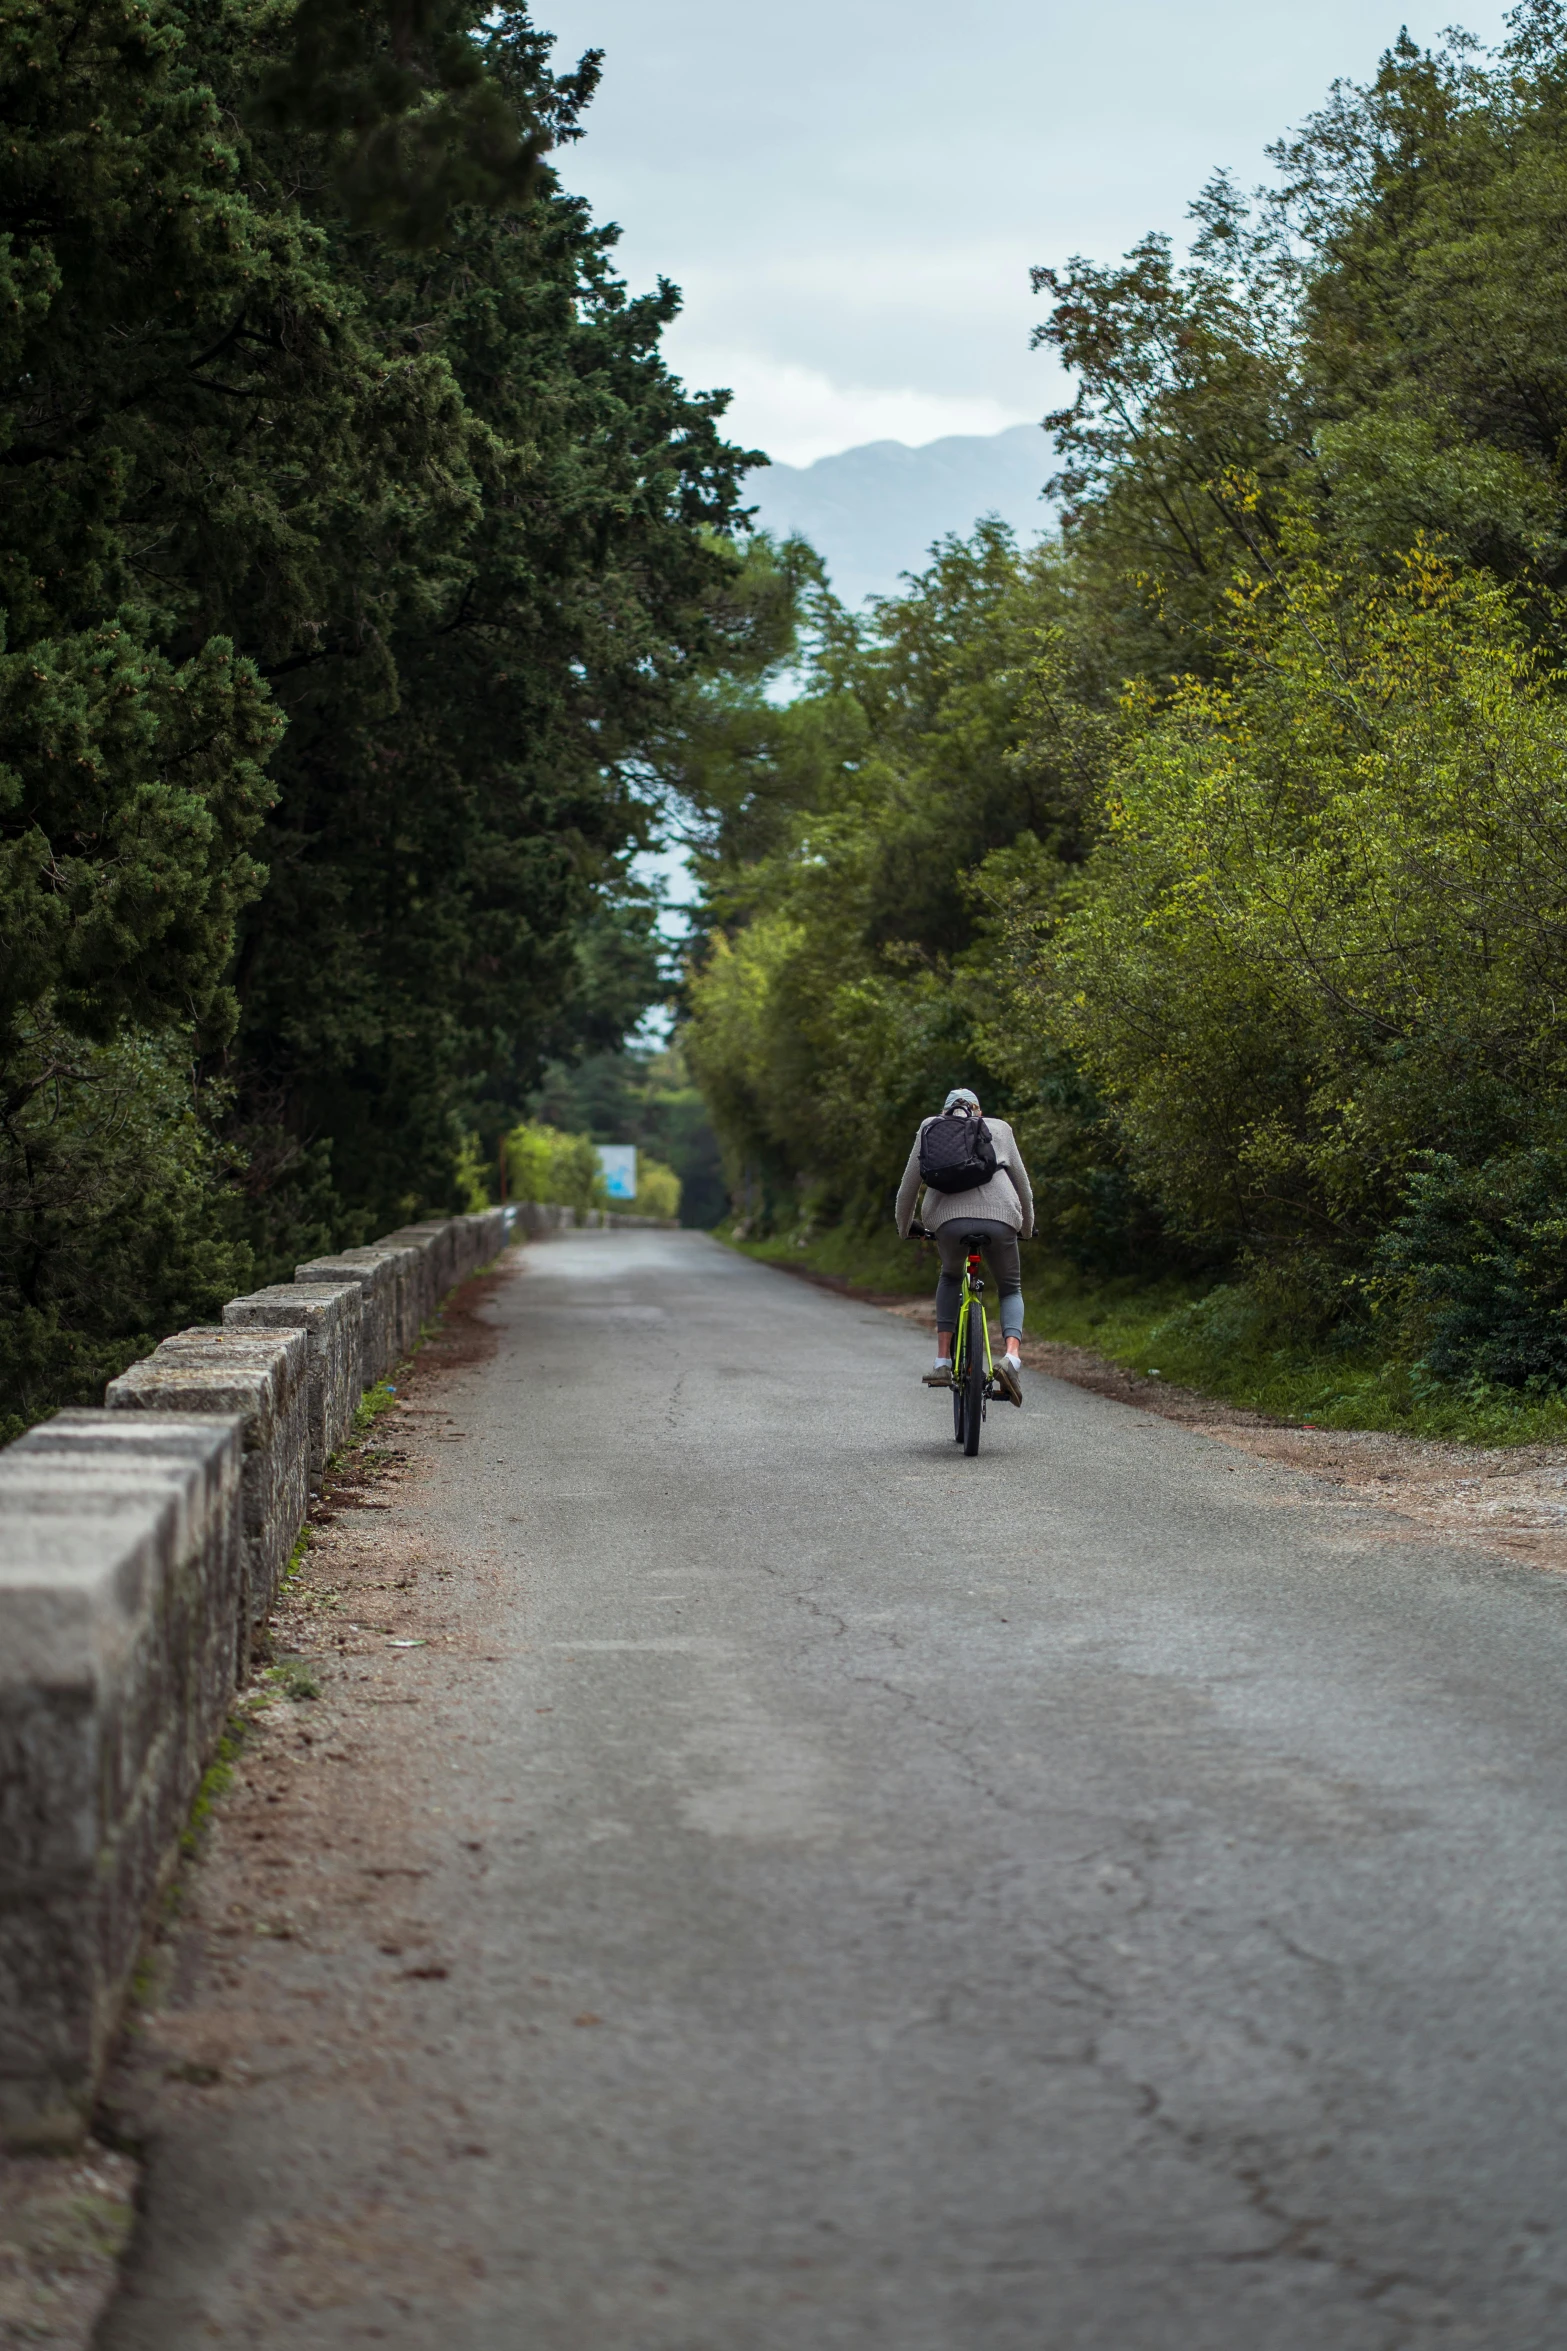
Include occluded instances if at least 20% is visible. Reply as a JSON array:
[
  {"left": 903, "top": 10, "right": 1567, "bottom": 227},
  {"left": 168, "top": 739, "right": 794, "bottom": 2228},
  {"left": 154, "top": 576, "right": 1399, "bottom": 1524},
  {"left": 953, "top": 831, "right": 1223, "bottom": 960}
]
[{"left": 919, "top": 1110, "right": 998, "bottom": 1194}]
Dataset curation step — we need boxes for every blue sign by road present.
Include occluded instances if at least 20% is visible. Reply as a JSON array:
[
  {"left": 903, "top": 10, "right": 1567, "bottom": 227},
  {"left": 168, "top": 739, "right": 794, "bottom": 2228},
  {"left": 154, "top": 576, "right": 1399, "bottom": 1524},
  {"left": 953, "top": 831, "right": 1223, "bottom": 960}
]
[{"left": 597, "top": 1145, "right": 637, "bottom": 1202}]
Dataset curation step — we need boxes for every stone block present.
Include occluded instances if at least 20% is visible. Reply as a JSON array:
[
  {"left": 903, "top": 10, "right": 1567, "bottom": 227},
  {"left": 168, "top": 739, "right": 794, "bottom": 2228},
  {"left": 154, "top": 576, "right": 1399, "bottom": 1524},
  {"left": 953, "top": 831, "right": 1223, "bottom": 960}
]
[
  {"left": 460, "top": 1208, "right": 507, "bottom": 1272},
  {"left": 293, "top": 1251, "right": 403, "bottom": 1387},
  {"left": 420, "top": 1219, "right": 461, "bottom": 1290},
  {"left": 0, "top": 1411, "right": 243, "bottom": 2150},
  {"left": 385, "top": 1243, "right": 426, "bottom": 1362},
  {"left": 105, "top": 1327, "right": 308, "bottom": 1641},
  {"left": 513, "top": 1202, "right": 573, "bottom": 1237},
  {"left": 372, "top": 1224, "right": 448, "bottom": 1330},
  {"left": 222, "top": 1284, "right": 361, "bottom": 1475}
]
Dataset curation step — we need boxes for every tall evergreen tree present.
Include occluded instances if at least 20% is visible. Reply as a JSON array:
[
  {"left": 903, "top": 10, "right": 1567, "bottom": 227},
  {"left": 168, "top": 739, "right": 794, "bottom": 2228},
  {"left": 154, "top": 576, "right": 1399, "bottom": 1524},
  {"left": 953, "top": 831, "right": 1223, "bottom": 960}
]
[{"left": 0, "top": 0, "right": 755, "bottom": 1433}]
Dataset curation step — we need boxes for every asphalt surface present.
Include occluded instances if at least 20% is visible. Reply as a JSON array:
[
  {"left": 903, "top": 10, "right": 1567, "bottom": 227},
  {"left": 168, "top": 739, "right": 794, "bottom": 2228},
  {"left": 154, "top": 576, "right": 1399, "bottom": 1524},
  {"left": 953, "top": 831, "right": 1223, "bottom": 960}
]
[{"left": 103, "top": 1230, "right": 1567, "bottom": 2348}]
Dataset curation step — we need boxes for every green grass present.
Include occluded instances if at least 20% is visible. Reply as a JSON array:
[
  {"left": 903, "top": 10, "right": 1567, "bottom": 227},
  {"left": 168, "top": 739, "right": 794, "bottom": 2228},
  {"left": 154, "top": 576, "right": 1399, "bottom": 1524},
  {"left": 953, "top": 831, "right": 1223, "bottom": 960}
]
[
  {"left": 180, "top": 1714, "right": 248, "bottom": 1856},
  {"left": 1030, "top": 1267, "right": 1567, "bottom": 1443},
  {"left": 351, "top": 1378, "right": 400, "bottom": 1439},
  {"left": 725, "top": 1228, "right": 1567, "bottom": 1447},
  {"left": 264, "top": 1657, "right": 320, "bottom": 1703},
  {"left": 724, "top": 1221, "right": 934, "bottom": 1297}
]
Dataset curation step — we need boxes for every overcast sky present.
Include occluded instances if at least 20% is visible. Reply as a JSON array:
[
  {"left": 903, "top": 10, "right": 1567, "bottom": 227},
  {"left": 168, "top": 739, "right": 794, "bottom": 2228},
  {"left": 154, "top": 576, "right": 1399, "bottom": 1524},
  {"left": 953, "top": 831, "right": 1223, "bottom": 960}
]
[{"left": 539, "top": 0, "right": 1514, "bottom": 467}]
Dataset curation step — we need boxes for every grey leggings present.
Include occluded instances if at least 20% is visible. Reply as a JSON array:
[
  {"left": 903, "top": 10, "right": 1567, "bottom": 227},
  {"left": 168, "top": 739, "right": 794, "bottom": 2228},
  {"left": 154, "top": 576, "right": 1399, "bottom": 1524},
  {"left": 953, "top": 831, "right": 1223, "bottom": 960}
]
[{"left": 933, "top": 1218, "right": 1024, "bottom": 1341}]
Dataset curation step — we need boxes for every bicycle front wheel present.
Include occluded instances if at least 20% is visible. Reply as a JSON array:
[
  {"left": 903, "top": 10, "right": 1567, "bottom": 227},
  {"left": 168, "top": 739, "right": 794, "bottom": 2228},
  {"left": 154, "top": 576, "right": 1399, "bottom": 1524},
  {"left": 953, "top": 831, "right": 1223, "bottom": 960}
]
[{"left": 963, "top": 1316, "right": 985, "bottom": 1456}]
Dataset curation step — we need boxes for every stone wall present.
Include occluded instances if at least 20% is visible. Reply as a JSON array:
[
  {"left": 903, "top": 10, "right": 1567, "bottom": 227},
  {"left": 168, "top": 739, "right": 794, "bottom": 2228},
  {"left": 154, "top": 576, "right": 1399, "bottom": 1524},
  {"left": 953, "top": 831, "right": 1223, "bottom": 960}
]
[
  {"left": 511, "top": 1203, "right": 679, "bottom": 1235},
  {"left": 0, "top": 1206, "right": 508, "bottom": 2150},
  {"left": 105, "top": 1328, "right": 310, "bottom": 1648},
  {"left": 221, "top": 1282, "right": 363, "bottom": 1477}
]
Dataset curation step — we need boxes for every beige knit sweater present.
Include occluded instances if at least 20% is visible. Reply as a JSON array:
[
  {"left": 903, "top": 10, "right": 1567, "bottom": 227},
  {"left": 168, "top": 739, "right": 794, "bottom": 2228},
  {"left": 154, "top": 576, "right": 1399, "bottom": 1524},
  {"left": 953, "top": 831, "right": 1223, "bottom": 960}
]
[{"left": 894, "top": 1115, "right": 1035, "bottom": 1239}]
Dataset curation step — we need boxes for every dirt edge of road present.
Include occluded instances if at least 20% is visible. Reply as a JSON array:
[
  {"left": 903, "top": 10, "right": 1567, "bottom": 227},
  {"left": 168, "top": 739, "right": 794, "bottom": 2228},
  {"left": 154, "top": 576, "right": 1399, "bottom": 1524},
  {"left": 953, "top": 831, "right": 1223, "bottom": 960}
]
[
  {"left": 0, "top": 2143, "right": 137, "bottom": 2350},
  {"left": 780, "top": 1261, "right": 1567, "bottom": 1577}
]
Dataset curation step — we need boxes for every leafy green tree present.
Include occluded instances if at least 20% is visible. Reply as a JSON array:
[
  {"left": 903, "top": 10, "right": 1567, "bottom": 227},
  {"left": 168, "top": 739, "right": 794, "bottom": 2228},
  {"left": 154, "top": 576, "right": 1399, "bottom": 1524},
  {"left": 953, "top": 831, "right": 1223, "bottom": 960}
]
[
  {"left": 985, "top": 10, "right": 1567, "bottom": 1371},
  {"left": 681, "top": 523, "right": 1082, "bottom": 1236},
  {"left": 228, "top": 8, "right": 754, "bottom": 1243},
  {"left": 1027, "top": 536, "right": 1567, "bottom": 1270},
  {"left": 256, "top": 0, "right": 598, "bottom": 245},
  {"left": 0, "top": 1022, "right": 255, "bottom": 1443},
  {"left": 0, "top": 0, "right": 756, "bottom": 1423},
  {"left": 1375, "top": 1148, "right": 1567, "bottom": 1390},
  {"left": 681, "top": 10, "right": 1567, "bottom": 1393},
  {"left": 504, "top": 1118, "right": 604, "bottom": 1212}
]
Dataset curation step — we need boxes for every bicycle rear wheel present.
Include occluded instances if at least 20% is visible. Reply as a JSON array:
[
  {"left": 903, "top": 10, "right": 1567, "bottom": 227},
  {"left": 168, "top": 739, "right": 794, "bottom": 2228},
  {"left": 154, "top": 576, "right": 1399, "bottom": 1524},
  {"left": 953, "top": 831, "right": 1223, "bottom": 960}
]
[
  {"left": 952, "top": 1319, "right": 966, "bottom": 1443},
  {"left": 963, "top": 1316, "right": 985, "bottom": 1456}
]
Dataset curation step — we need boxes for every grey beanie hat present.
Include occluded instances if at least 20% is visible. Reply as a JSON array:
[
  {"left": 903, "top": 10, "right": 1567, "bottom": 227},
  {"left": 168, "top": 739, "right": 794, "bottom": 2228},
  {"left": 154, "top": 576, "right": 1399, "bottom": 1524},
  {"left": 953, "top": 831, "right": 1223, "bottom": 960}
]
[{"left": 942, "top": 1087, "right": 980, "bottom": 1113}]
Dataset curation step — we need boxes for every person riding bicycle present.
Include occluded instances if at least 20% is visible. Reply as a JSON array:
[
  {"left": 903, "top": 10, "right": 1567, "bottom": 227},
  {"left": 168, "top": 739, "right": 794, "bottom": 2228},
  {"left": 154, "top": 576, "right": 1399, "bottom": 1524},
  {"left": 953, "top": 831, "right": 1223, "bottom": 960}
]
[{"left": 895, "top": 1088, "right": 1033, "bottom": 1407}]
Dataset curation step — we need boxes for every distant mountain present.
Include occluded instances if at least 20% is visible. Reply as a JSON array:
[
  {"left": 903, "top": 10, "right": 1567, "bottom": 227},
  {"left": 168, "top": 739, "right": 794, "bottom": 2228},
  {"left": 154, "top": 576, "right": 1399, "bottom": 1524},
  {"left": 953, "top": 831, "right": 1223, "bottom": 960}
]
[{"left": 744, "top": 422, "right": 1054, "bottom": 608}]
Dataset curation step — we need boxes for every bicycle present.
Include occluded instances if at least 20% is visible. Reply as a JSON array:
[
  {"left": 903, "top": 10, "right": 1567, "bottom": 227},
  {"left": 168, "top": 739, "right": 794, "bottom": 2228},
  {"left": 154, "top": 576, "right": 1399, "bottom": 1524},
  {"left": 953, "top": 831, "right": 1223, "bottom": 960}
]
[{"left": 913, "top": 1224, "right": 998, "bottom": 1458}]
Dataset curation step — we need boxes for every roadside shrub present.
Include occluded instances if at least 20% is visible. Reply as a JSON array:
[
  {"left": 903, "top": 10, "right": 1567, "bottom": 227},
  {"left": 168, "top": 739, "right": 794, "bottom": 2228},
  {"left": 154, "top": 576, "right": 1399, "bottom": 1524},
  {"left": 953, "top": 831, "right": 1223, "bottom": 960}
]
[
  {"left": 0, "top": 1020, "right": 253, "bottom": 1442},
  {"left": 1375, "top": 1149, "right": 1567, "bottom": 1390},
  {"left": 505, "top": 1122, "right": 606, "bottom": 1214},
  {"left": 630, "top": 1157, "right": 682, "bottom": 1220},
  {"left": 452, "top": 1132, "right": 493, "bottom": 1213}
]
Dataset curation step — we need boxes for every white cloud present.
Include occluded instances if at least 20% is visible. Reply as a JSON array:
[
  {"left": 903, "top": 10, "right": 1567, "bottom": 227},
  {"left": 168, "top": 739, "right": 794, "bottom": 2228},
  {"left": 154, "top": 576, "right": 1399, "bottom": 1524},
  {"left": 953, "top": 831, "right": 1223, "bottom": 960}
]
[
  {"left": 665, "top": 347, "right": 1033, "bottom": 469},
  {"left": 547, "top": 0, "right": 1517, "bottom": 468}
]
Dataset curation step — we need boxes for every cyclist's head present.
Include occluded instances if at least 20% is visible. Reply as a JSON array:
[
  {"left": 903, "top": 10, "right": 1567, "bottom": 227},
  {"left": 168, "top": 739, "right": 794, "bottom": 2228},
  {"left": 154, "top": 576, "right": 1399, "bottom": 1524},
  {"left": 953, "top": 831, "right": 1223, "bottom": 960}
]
[{"left": 943, "top": 1087, "right": 980, "bottom": 1117}]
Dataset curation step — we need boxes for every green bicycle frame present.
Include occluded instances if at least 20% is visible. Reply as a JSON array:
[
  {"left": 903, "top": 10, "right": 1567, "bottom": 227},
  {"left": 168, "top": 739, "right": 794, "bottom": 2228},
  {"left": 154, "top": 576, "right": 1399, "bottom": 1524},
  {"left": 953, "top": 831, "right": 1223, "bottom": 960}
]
[
  {"left": 953, "top": 1255, "right": 994, "bottom": 1384},
  {"left": 951, "top": 1239, "right": 994, "bottom": 1454}
]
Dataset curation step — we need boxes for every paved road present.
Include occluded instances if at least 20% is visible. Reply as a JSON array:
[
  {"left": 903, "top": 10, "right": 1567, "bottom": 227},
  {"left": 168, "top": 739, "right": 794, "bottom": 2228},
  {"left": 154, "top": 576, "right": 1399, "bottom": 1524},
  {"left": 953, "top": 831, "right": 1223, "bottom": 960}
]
[{"left": 106, "top": 1231, "right": 1567, "bottom": 2347}]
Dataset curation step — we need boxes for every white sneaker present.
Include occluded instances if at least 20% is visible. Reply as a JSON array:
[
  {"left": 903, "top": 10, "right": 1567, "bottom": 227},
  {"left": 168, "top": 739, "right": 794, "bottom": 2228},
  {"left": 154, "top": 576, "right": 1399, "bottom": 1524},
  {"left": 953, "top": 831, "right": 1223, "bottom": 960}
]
[
  {"left": 995, "top": 1354, "right": 1023, "bottom": 1406},
  {"left": 922, "top": 1360, "right": 954, "bottom": 1387}
]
